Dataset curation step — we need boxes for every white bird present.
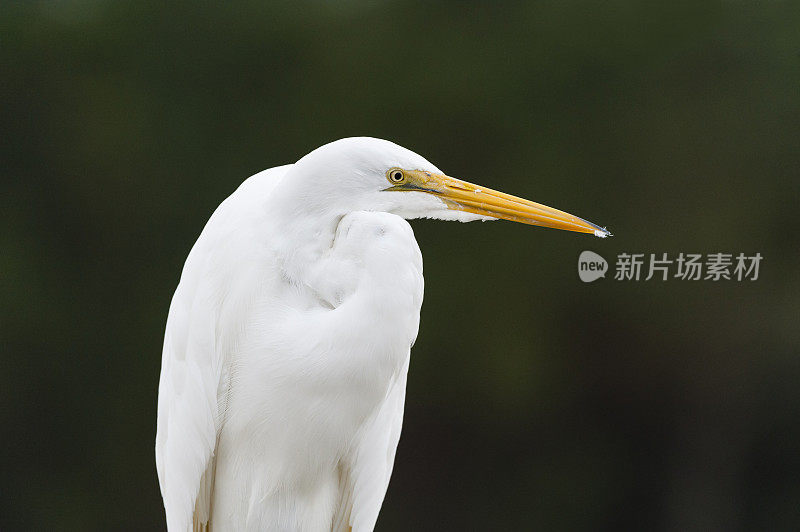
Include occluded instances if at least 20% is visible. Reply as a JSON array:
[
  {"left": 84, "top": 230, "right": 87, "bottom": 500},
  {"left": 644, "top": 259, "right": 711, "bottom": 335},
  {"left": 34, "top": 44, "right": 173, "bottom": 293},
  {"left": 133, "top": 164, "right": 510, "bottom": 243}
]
[{"left": 155, "top": 137, "right": 609, "bottom": 531}]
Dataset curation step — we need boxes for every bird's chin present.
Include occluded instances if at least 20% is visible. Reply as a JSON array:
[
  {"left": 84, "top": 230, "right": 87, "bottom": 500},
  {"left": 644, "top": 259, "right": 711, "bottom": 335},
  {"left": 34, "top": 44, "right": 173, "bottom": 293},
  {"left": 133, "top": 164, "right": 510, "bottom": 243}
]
[
  {"left": 404, "top": 209, "right": 497, "bottom": 223},
  {"left": 386, "top": 191, "right": 495, "bottom": 223}
]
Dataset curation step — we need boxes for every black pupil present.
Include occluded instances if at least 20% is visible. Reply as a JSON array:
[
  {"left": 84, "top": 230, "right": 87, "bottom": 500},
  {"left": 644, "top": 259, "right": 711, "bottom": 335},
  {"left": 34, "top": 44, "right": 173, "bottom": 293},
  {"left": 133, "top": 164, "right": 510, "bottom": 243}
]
[{"left": 393, "top": 172, "right": 402, "bottom": 181}]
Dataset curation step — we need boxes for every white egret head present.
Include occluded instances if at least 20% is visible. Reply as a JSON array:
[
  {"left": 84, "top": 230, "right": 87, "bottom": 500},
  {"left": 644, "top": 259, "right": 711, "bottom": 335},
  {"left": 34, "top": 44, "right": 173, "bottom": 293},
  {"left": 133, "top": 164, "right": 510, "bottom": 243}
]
[{"left": 278, "top": 136, "right": 610, "bottom": 237}]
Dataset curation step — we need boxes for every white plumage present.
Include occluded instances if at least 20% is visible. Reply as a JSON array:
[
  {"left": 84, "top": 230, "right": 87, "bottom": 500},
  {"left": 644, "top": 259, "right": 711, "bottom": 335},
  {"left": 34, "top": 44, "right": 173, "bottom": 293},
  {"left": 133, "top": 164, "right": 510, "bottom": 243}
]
[{"left": 156, "top": 137, "right": 608, "bottom": 531}]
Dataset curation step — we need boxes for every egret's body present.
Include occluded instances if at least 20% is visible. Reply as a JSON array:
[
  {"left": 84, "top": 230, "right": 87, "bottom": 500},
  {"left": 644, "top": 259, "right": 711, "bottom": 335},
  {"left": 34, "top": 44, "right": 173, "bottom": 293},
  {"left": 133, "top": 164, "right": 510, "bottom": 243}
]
[{"left": 156, "top": 138, "right": 608, "bottom": 531}]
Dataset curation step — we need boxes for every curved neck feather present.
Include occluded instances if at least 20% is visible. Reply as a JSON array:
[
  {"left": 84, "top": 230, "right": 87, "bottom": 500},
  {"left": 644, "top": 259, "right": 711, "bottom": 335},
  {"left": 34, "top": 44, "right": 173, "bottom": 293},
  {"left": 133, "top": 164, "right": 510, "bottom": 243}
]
[{"left": 267, "top": 177, "right": 343, "bottom": 285}]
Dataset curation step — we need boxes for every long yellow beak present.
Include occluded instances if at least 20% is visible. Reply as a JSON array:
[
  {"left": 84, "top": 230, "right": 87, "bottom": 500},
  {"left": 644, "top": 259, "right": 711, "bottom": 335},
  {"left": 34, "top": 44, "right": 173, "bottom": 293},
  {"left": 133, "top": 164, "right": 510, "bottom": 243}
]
[{"left": 391, "top": 169, "right": 611, "bottom": 237}]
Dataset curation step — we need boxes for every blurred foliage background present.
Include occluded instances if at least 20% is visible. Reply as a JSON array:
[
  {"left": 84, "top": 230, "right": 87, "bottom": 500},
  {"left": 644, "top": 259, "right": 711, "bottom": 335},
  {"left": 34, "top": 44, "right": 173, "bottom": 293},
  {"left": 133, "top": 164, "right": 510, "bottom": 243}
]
[{"left": 2, "top": 1, "right": 799, "bottom": 530}]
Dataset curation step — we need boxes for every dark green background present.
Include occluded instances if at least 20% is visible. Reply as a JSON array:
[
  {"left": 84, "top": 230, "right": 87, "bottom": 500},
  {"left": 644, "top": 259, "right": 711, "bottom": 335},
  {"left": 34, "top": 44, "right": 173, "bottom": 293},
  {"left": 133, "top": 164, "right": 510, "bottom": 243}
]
[{"left": 3, "top": 1, "right": 799, "bottom": 530}]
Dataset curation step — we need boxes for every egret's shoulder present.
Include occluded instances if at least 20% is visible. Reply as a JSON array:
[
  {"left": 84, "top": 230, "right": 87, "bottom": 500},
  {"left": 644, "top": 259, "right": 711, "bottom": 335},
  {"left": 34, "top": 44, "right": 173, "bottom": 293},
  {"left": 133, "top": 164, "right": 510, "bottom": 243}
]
[
  {"left": 178, "top": 164, "right": 291, "bottom": 283},
  {"left": 230, "top": 164, "right": 293, "bottom": 204}
]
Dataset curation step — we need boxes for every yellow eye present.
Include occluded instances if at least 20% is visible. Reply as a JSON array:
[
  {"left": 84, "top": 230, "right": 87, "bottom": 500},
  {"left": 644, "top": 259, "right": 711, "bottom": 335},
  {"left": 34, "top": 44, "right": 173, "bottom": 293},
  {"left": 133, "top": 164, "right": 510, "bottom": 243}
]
[{"left": 387, "top": 168, "right": 406, "bottom": 184}]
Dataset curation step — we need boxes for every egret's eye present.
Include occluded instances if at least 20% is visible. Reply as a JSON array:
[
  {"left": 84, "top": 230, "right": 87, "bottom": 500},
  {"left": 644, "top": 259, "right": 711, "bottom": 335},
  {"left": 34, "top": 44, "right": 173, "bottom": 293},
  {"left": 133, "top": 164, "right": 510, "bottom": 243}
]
[{"left": 387, "top": 168, "right": 405, "bottom": 184}]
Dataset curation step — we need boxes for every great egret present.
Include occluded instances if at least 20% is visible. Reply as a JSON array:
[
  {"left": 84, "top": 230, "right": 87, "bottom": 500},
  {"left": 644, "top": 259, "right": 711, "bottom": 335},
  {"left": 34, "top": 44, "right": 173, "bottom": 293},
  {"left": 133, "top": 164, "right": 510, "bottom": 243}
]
[{"left": 155, "top": 137, "right": 609, "bottom": 531}]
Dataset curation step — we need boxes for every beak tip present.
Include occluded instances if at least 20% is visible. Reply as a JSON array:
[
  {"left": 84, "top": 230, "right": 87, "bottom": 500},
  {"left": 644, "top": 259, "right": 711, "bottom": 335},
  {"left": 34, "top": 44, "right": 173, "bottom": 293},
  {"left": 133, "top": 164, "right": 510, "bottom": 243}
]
[{"left": 593, "top": 227, "right": 612, "bottom": 238}]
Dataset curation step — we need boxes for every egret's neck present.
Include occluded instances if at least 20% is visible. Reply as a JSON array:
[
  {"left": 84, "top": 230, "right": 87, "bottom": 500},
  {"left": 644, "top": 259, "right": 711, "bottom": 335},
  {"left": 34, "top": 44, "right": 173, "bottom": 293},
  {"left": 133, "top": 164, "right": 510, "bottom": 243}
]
[{"left": 267, "top": 182, "right": 344, "bottom": 285}]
